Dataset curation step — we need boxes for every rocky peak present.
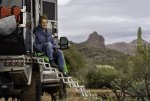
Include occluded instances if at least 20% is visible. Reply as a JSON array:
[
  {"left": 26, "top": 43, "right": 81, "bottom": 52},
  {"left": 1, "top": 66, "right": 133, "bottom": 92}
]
[{"left": 86, "top": 31, "right": 106, "bottom": 49}]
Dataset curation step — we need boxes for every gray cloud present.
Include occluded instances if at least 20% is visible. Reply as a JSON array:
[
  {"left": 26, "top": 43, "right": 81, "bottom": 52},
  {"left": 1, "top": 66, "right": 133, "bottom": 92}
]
[{"left": 58, "top": 0, "right": 150, "bottom": 44}]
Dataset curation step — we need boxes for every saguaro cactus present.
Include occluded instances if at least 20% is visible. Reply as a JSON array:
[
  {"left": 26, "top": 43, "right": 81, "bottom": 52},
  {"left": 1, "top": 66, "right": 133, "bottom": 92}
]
[{"left": 137, "top": 27, "right": 143, "bottom": 53}]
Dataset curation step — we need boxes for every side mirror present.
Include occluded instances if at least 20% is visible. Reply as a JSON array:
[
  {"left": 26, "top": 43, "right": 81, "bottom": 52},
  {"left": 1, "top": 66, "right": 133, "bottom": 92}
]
[{"left": 59, "top": 37, "right": 69, "bottom": 50}]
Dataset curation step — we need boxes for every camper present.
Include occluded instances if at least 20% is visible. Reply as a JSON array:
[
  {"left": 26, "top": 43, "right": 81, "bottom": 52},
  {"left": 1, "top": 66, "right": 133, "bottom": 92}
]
[{"left": 0, "top": 0, "right": 68, "bottom": 100}]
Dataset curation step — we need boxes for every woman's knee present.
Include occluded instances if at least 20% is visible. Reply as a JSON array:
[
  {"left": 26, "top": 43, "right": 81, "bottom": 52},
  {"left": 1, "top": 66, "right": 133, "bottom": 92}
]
[
  {"left": 54, "top": 50, "right": 64, "bottom": 57},
  {"left": 46, "top": 42, "right": 53, "bottom": 48},
  {"left": 57, "top": 50, "right": 63, "bottom": 54}
]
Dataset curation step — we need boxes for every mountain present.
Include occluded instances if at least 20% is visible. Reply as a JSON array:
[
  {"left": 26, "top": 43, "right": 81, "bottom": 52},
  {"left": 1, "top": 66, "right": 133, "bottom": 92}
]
[
  {"left": 107, "top": 39, "right": 149, "bottom": 55},
  {"left": 70, "top": 32, "right": 129, "bottom": 67},
  {"left": 107, "top": 42, "right": 129, "bottom": 54},
  {"left": 82, "top": 31, "right": 106, "bottom": 49},
  {"left": 106, "top": 42, "right": 133, "bottom": 55},
  {"left": 63, "top": 31, "right": 132, "bottom": 77}
]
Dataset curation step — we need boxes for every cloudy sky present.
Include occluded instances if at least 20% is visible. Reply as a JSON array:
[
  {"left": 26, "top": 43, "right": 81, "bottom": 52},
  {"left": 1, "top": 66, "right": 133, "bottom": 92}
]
[{"left": 58, "top": 0, "right": 150, "bottom": 44}]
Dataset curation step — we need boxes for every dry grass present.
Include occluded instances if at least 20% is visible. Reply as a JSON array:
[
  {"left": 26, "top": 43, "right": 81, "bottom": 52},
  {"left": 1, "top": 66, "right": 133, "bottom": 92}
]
[
  {"left": 0, "top": 89, "right": 113, "bottom": 101},
  {"left": 42, "top": 92, "right": 52, "bottom": 101},
  {"left": 42, "top": 88, "right": 113, "bottom": 101}
]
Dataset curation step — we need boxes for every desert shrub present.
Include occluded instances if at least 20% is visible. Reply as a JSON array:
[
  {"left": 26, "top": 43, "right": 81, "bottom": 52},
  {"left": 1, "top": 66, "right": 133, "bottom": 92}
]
[{"left": 85, "top": 65, "right": 120, "bottom": 88}]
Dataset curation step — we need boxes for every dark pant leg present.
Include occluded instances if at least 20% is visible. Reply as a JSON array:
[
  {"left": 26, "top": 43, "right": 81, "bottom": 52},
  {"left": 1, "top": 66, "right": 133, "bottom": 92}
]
[{"left": 53, "top": 50, "right": 64, "bottom": 70}]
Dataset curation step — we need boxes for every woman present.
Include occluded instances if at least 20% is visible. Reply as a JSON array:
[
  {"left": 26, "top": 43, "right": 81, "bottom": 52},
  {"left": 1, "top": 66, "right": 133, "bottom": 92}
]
[{"left": 33, "top": 15, "right": 67, "bottom": 76}]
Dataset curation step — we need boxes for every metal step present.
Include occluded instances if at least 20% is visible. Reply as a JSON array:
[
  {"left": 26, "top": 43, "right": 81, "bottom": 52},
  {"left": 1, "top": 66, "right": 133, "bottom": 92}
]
[{"left": 33, "top": 57, "right": 97, "bottom": 100}]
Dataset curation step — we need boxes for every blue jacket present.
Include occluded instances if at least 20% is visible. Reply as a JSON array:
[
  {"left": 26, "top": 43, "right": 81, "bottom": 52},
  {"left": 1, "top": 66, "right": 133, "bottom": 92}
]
[{"left": 33, "top": 26, "right": 56, "bottom": 53}]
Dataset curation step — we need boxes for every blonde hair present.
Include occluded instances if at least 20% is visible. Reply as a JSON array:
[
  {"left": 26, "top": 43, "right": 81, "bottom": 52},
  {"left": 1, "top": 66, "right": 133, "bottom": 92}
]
[{"left": 39, "top": 15, "right": 48, "bottom": 24}]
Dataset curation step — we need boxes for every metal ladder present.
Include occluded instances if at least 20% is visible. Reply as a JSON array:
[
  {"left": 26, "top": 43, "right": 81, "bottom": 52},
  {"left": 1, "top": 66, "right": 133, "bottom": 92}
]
[{"left": 32, "top": 57, "right": 97, "bottom": 100}]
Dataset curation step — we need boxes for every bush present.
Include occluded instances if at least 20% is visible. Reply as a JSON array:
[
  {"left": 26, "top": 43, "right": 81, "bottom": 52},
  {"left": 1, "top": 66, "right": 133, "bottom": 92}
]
[
  {"left": 85, "top": 65, "right": 120, "bottom": 88},
  {"left": 63, "top": 44, "right": 86, "bottom": 76}
]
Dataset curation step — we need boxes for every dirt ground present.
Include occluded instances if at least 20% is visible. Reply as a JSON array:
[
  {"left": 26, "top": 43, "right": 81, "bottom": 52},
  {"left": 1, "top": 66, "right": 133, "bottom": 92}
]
[
  {"left": 42, "top": 88, "right": 113, "bottom": 101},
  {"left": 0, "top": 89, "right": 113, "bottom": 101}
]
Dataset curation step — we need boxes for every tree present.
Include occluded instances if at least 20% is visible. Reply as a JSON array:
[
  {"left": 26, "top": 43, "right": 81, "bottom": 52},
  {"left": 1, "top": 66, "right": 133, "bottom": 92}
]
[
  {"left": 111, "top": 78, "right": 131, "bottom": 101},
  {"left": 131, "top": 46, "right": 150, "bottom": 101},
  {"left": 111, "top": 27, "right": 150, "bottom": 101}
]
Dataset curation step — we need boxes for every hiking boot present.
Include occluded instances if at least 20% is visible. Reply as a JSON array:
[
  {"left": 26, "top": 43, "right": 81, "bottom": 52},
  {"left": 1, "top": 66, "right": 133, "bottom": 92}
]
[
  {"left": 63, "top": 73, "right": 69, "bottom": 77},
  {"left": 59, "top": 69, "right": 69, "bottom": 77},
  {"left": 50, "top": 60, "right": 58, "bottom": 68}
]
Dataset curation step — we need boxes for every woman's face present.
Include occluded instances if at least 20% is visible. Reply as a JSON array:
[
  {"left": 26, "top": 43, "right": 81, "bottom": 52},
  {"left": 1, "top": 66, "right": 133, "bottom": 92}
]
[{"left": 40, "top": 19, "right": 48, "bottom": 29}]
